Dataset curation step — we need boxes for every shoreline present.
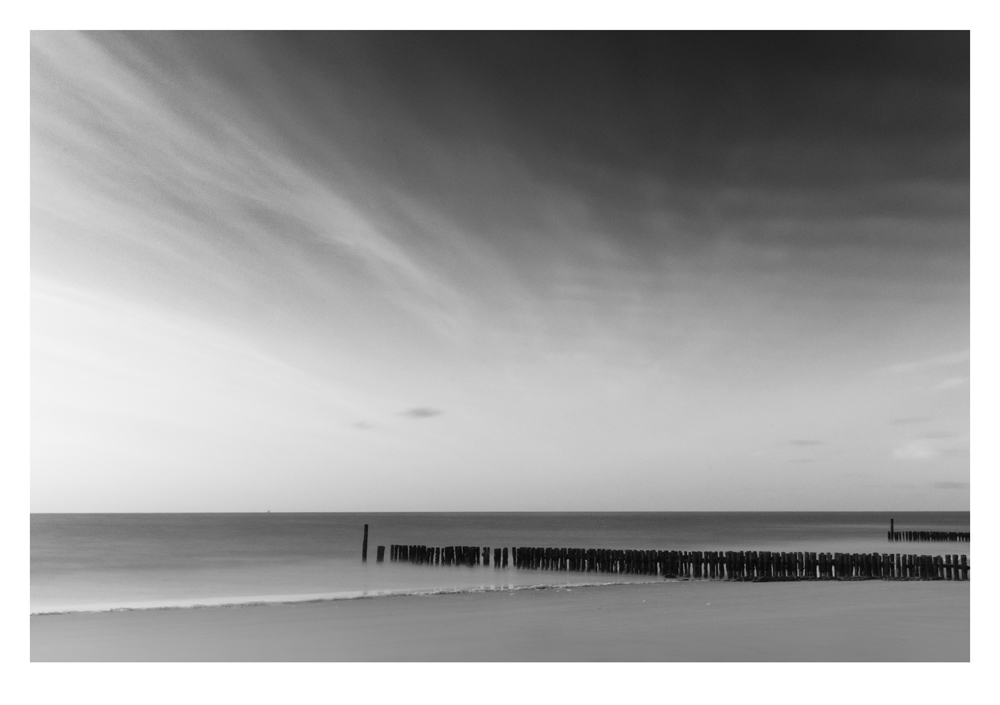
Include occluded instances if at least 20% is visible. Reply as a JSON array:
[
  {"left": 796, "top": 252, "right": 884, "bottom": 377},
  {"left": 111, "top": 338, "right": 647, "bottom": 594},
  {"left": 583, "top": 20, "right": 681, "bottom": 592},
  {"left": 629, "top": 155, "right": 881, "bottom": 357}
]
[
  {"left": 30, "top": 572, "right": 968, "bottom": 618},
  {"left": 31, "top": 579, "right": 969, "bottom": 662},
  {"left": 30, "top": 577, "right": 661, "bottom": 617}
]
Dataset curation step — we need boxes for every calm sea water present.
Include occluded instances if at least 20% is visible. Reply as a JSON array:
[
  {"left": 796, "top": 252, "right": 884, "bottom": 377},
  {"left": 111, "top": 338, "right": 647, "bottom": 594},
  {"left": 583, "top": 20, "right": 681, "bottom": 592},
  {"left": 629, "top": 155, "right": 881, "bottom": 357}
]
[{"left": 30, "top": 512, "right": 970, "bottom": 614}]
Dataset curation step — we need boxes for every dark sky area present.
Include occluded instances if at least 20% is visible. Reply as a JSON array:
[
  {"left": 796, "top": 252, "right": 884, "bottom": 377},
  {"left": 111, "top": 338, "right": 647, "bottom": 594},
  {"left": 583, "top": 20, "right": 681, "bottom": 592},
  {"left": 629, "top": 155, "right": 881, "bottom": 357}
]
[{"left": 259, "top": 31, "right": 968, "bottom": 241}]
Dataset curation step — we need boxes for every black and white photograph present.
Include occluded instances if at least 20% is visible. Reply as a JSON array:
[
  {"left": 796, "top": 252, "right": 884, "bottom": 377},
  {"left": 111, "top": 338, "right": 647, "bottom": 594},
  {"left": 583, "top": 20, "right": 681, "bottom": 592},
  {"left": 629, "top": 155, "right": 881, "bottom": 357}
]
[{"left": 26, "top": 21, "right": 975, "bottom": 672}]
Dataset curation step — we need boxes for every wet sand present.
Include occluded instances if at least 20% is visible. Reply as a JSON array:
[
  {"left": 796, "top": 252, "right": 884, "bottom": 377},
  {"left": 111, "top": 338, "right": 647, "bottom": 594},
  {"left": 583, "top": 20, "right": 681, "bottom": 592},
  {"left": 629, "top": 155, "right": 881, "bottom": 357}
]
[{"left": 31, "top": 580, "right": 969, "bottom": 661}]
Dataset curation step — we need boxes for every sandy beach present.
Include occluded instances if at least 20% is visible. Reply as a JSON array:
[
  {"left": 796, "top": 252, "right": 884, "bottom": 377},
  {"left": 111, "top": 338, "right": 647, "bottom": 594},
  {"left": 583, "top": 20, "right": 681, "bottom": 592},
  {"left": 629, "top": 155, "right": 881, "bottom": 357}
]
[{"left": 31, "top": 579, "right": 969, "bottom": 661}]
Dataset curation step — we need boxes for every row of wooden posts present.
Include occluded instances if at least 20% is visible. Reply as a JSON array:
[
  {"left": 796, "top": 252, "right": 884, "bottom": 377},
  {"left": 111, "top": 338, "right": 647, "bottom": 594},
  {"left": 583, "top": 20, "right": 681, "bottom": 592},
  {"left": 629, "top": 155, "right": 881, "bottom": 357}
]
[
  {"left": 389, "top": 544, "right": 509, "bottom": 567},
  {"left": 887, "top": 519, "right": 969, "bottom": 542},
  {"left": 888, "top": 531, "right": 969, "bottom": 542},
  {"left": 384, "top": 543, "right": 968, "bottom": 581},
  {"left": 360, "top": 527, "right": 969, "bottom": 580}
]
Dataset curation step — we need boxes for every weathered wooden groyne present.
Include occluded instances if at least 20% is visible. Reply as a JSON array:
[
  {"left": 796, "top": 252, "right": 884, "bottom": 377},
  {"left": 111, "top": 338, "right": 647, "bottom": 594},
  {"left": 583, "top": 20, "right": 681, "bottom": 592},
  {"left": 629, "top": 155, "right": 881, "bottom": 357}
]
[
  {"left": 888, "top": 530, "right": 970, "bottom": 542},
  {"left": 384, "top": 543, "right": 968, "bottom": 581},
  {"left": 887, "top": 518, "right": 969, "bottom": 542},
  {"left": 388, "top": 544, "right": 508, "bottom": 567}
]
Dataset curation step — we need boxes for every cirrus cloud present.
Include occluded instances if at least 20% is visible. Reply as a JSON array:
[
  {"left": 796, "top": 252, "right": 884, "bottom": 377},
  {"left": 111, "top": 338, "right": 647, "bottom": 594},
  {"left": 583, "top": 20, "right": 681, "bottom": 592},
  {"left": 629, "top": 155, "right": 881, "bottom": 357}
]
[
  {"left": 930, "top": 481, "right": 968, "bottom": 490},
  {"left": 400, "top": 407, "right": 444, "bottom": 419}
]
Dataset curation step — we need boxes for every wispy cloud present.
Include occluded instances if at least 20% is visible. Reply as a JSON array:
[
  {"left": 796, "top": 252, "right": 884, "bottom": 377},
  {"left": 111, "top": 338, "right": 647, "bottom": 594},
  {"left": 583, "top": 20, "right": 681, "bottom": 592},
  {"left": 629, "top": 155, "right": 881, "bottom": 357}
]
[
  {"left": 941, "top": 447, "right": 970, "bottom": 458},
  {"left": 787, "top": 440, "right": 823, "bottom": 446},
  {"left": 400, "top": 407, "right": 444, "bottom": 419},
  {"left": 891, "top": 417, "right": 932, "bottom": 425},
  {"left": 930, "top": 481, "right": 969, "bottom": 490},
  {"left": 935, "top": 376, "right": 968, "bottom": 390},
  {"left": 32, "top": 31, "right": 470, "bottom": 347},
  {"left": 892, "top": 441, "right": 938, "bottom": 460},
  {"left": 887, "top": 350, "right": 969, "bottom": 374},
  {"left": 919, "top": 431, "right": 954, "bottom": 439}
]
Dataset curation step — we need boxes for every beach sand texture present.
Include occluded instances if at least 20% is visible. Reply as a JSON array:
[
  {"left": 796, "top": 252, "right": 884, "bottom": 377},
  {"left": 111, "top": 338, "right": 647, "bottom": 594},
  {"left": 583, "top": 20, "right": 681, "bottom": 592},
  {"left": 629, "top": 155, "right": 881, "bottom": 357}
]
[{"left": 31, "top": 579, "right": 968, "bottom": 661}]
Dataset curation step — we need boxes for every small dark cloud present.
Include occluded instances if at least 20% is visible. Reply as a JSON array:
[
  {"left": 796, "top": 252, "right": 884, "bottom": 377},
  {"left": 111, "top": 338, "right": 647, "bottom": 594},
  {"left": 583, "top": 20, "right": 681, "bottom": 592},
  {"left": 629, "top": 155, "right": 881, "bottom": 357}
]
[
  {"left": 930, "top": 481, "right": 969, "bottom": 490},
  {"left": 891, "top": 417, "right": 932, "bottom": 425},
  {"left": 788, "top": 440, "right": 823, "bottom": 446},
  {"left": 400, "top": 407, "right": 444, "bottom": 419},
  {"left": 353, "top": 421, "right": 374, "bottom": 430}
]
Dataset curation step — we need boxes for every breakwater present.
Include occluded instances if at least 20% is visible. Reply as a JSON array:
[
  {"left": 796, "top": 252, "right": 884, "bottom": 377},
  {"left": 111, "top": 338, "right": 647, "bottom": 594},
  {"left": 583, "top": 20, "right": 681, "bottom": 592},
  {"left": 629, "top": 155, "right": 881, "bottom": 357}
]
[
  {"left": 888, "top": 530, "right": 970, "bottom": 542},
  {"left": 384, "top": 543, "right": 968, "bottom": 581},
  {"left": 887, "top": 518, "right": 969, "bottom": 542}
]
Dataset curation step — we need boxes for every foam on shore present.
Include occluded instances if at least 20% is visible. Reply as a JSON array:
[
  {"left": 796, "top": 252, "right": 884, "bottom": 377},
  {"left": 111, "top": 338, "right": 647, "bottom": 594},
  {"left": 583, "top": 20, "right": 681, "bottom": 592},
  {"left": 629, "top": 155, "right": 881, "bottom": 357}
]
[{"left": 30, "top": 577, "right": 666, "bottom": 616}]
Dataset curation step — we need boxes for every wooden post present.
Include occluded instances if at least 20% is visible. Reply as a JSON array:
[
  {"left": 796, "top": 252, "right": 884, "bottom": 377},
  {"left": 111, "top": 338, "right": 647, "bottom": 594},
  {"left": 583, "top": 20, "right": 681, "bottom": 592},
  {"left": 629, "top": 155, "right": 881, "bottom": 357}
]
[
  {"left": 376, "top": 545, "right": 385, "bottom": 562},
  {"left": 362, "top": 524, "right": 369, "bottom": 562}
]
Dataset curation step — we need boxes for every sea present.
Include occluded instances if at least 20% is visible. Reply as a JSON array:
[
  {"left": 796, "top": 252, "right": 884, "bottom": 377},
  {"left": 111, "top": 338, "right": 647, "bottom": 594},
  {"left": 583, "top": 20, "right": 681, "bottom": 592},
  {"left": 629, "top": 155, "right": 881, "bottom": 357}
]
[{"left": 30, "top": 511, "right": 971, "bottom": 616}]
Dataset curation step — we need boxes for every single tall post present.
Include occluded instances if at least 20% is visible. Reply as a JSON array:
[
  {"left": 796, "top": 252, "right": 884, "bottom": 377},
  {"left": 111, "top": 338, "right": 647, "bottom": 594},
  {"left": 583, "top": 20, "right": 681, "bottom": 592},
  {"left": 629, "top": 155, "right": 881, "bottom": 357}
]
[
  {"left": 890, "top": 518, "right": 894, "bottom": 541},
  {"left": 362, "top": 524, "right": 369, "bottom": 562}
]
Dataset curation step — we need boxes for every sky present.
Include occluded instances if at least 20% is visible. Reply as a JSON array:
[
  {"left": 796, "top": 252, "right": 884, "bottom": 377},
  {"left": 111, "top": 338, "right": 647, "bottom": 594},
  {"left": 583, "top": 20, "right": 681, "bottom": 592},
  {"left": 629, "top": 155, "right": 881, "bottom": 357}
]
[{"left": 30, "top": 31, "right": 970, "bottom": 512}]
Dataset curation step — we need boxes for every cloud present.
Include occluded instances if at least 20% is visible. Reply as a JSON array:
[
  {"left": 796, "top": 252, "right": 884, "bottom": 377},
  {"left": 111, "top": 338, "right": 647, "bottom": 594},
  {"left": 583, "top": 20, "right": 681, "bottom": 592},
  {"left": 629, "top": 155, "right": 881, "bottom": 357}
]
[
  {"left": 891, "top": 417, "right": 932, "bottom": 425},
  {"left": 400, "top": 407, "right": 444, "bottom": 419},
  {"left": 892, "top": 441, "right": 938, "bottom": 460},
  {"left": 892, "top": 429, "right": 968, "bottom": 461},
  {"left": 352, "top": 421, "right": 374, "bottom": 430},
  {"left": 930, "top": 481, "right": 969, "bottom": 490},
  {"left": 919, "top": 431, "right": 954, "bottom": 439},
  {"left": 787, "top": 440, "right": 823, "bottom": 446},
  {"left": 935, "top": 376, "right": 968, "bottom": 390},
  {"left": 887, "top": 350, "right": 969, "bottom": 374}
]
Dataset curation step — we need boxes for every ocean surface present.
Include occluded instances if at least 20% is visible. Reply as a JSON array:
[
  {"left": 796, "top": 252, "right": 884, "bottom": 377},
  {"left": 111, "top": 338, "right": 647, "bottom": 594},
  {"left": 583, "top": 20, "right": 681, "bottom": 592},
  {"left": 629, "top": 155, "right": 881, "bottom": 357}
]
[{"left": 30, "top": 511, "right": 971, "bottom": 615}]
